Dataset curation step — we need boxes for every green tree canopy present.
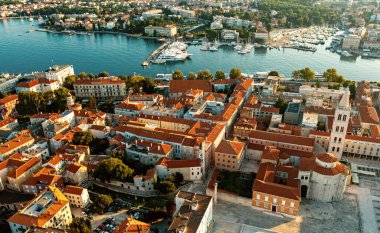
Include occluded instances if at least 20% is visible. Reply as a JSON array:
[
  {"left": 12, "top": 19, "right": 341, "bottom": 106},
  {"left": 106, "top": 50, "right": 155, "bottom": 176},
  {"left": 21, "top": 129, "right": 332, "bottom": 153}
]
[
  {"left": 268, "top": 71, "right": 279, "bottom": 76},
  {"left": 323, "top": 68, "right": 345, "bottom": 83},
  {"left": 172, "top": 70, "right": 184, "bottom": 80},
  {"left": 88, "top": 97, "right": 97, "bottom": 109},
  {"left": 229, "top": 68, "right": 242, "bottom": 79},
  {"left": 297, "top": 67, "right": 315, "bottom": 81},
  {"left": 93, "top": 194, "right": 113, "bottom": 214},
  {"left": 187, "top": 72, "right": 196, "bottom": 80},
  {"left": 73, "top": 131, "right": 93, "bottom": 146},
  {"left": 93, "top": 158, "right": 134, "bottom": 182},
  {"left": 98, "top": 72, "right": 110, "bottom": 77},
  {"left": 63, "top": 75, "right": 76, "bottom": 90},
  {"left": 197, "top": 70, "right": 213, "bottom": 80},
  {"left": 69, "top": 218, "right": 91, "bottom": 233},
  {"left": 155, "top": 180, "right": 176, "bottom": 194},
  {"left": 215, "top": 70, "right": 226, "bottom": 80}
]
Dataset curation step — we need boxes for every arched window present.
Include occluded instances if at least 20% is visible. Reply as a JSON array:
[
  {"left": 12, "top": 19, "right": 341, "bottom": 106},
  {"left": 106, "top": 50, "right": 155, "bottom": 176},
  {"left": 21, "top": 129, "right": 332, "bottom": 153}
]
[
  {"left": 338, "top": 114, "right": 342, "bottom": 121},
  {"left": 334, "top": 137, "right": 337, "bottom": 142},
  {"left": 341, "top": 127, "right": 344, "bottom": 133},
  {"left": 343, "top": 115, "right": 347, "bottom": 121}
]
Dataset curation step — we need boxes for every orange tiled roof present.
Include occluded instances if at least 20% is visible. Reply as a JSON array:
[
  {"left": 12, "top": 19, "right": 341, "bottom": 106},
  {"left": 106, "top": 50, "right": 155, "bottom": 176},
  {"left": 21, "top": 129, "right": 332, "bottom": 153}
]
[
  {"left": 7, "top": 157, "right": 41, "bottom": 179},
  {"left": 0, "top": 134, "right": 35, "bottom": 157},
  {"left": 215, "top": 139, "right": 245, "bottom": 155},
  {"left": 359, "top": 106, "right": 379, "bottom": 124},
  {"left": 0, "top": 117, "right": 17, "bottom": 128},
  {"left": 169, "top": 80, "right": 212, "bottom": 93},
  {"left": 63, "top": 185, "right": 84, "bottom": 195},
  {"left": 66, "top": 163, "right": 82, "bottom": 174},
  {"left": 157, "top": 158, "right": 201, "bottom": 168},
  {"left": 0, "top": 94, "right": 18, "bottom": 105}
]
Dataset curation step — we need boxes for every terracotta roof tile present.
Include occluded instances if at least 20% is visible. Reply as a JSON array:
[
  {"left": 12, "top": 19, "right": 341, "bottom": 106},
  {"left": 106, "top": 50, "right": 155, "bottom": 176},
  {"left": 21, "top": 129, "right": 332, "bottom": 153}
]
[
  {"left": 215, "top": 140, "right": 245, "bottom": 155},
  {"left": 169, "top": 80, "right": 212, "bottom": 93}
]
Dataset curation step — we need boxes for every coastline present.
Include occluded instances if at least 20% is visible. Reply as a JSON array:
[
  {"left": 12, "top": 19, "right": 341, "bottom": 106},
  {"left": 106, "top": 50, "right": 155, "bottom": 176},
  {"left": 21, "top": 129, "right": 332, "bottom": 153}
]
[{"left": 35, "top": 28, "right": 160, "bottom": 40}]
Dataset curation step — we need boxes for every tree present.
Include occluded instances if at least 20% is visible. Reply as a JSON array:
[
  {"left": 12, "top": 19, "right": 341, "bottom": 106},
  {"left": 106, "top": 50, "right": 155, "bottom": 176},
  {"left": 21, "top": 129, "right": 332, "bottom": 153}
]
[
  {"left": 316, "top": 80, "right": 322, "bottom": 88},
  {"left": 155, "top": 180, "right": 176, "bottom": 194},
  {"left": 98, "top": 72, "right": 110, "bottom": 78},
  {"left": 268, "top": 71, "right": 279, "bottom": 77},
  {"left": 76, "top": 72, "right": 87, "bottom": 79},
  {"left": 16, "top": 91, "right": 46, "bottom": 115},
  {"left": 197, "top": 70, "right": 213, "bottom": 80},
  {"left": 172, "top": 70, "right": 184, "bottom": 80},
  {"left": 63, "top": 75, "right": 76, "bottom": 90},
  {"left": 292, "top": 70, "right": 299, "bottom": 80},
  {"left": 73, "top": 131, "right": 93, "bottom": 146},
  {"left": 215, "top": 70, "right": 226, "bottom": 80},
  {"left": 274, "top": 97, "right": 288, "bottom": 114},
  {"left": 88, "top": 97, "right": 96, "bottom": 109},
  {"left": 323, "top": 68, "right": 339, "bottom": 83},
  {"left": 69, "top": 218, "right": 91, "bottom": 233},
  {"left": 174, "top": 172, "right": 184, "bottom": 185},
  {"left": 93, "top": 158, "right": 134, "bottom": 182},
  {"left": 141, "top": 77, "right": 156, "bottom": 94},
  {"left": 126, "top": 75, "right": 145, "bottom": 93},
  {"left": 317, "top": 121, "right": 326, "bottom": 131},
  {"left": 187, "top": 72, "right": 196, "bottom": 80},
  {"left": 93, "top": 194, "right": 113, "bottom": 214},
  {"left": 98, "top": 99, "right": 114, "bottom": 113},
  {"left": 229, "top": 68, "right": 242, "bottom": 79},
  {"left": 299, "top": 67, "right": 315, "bottom": 81}
]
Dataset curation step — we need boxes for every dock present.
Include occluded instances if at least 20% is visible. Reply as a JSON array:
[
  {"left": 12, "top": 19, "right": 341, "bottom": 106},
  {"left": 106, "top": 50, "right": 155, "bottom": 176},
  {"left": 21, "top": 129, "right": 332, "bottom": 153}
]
[{"left": 143, "top": 41, "right": 171, "bottom": 65}]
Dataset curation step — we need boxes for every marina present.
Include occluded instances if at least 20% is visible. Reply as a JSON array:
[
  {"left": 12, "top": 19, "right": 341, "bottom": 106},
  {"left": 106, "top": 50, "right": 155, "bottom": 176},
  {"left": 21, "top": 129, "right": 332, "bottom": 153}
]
[{"left": 1, "top": 19, "right": 380, "bottom": 80}]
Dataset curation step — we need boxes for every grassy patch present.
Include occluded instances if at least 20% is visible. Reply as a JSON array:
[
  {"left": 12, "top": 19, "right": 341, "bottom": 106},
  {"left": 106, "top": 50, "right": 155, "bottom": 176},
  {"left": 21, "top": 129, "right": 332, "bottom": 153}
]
[{"left": 217, "top": 170, "right": 256, "bottom": 198}]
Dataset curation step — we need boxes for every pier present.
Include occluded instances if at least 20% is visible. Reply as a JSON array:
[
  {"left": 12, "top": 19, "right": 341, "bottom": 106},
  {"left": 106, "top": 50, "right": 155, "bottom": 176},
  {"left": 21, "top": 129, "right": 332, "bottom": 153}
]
[{"left": 142, "top": 41, "right": 171, "bottom": 65}]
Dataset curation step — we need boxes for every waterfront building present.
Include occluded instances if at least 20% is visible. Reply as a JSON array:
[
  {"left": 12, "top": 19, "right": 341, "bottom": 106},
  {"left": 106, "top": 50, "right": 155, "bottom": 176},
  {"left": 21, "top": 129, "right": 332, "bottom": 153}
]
[
  {"left": 252, "top": 162, "right": 300, "bottom": 216},
  {"left": 254, "top": 30, "right": 269, "bottom": 42},
  {"left": 8, "top": 186, "right": 73, "bottom": 232},
  {"left": 215, "top": 139, "right": 245, "bottom": 171},
  {"left": 298, "top": 153, "right": 350, "bottom": 201},
  {"left": 221, "top": 29, "right": 239, "bottom": 41},
  {"left": 144, "top": 25, "right": 177, "bottom": 37},
  {"left": 0, "top": 94, "right": 18, "bottom": 120},
  {"left": 63, "top": 185, "right": 90, "bottom": 208},
  {"left": 168, "top": 191, "right": 213, "bottom": 233},
  {"left": 73, "top": 77, "right": 126, "bottom": 100},
  {"left": 45, "top": 65, "right": 74, "bottom": 84},
  {"left": 0, "top": 73, "right": 21, "bottom": 93},
  {"left": 16, "top": 78, "right": 60, "bottom": 93},
  {"left": 342, "top": 35, "right": 361, "bottom": 50}
]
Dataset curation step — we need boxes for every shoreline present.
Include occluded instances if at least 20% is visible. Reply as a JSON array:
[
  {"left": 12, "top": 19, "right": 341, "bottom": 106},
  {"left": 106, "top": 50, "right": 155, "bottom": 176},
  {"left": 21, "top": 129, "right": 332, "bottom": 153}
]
[{"left": 35, "top": 28, "right": 160, "bottom": 40}]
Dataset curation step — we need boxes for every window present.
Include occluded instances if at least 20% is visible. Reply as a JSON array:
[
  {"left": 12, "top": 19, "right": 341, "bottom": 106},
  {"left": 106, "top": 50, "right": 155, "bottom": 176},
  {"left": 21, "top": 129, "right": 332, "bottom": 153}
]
[
  {"left": 282, "top": 200, "right": 286, "bottom": 205},
  {"left": 265, "top": 196, "right": 268, "bottom": 201},
  {"left": 256, "top": 194, "right": 261, "bottom": 199},
  {"left": 256, "top": 201, "right": 260, "bottom": 206},
  {"left": 343, "top": 115, "right": 347, "bottom": 121},
  {"left": 338, "top": 114, "right": 342, "bottom": 121},
  {"left": 290, "top": 201, "right": 295, "bottom": 207}
]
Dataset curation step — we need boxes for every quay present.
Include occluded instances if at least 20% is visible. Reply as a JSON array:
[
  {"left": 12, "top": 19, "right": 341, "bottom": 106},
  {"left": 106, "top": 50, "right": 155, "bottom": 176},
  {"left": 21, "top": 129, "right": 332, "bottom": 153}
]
[{"left": 142, "top": 41, "right": 171, "bottom": 65}]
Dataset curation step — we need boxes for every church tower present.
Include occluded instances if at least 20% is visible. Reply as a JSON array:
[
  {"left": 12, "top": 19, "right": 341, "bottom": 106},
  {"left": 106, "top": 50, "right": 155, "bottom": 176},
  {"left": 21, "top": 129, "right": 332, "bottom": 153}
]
[{"left": 327, "top": 89, "right": 351, "bottom": 161}]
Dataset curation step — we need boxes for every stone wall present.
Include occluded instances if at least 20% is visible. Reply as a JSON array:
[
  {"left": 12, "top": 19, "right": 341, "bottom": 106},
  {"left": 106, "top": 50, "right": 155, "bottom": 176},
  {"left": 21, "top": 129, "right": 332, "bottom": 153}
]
[{"left": 206, "top": 187, "right": 252, "bottom": 207}]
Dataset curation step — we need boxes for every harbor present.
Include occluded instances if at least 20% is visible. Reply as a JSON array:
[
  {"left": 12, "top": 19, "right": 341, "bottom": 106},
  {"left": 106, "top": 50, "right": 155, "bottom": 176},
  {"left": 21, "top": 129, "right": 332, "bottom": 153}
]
[
  {"left": 1, "top": 18, "right": 380, "bottom": 80},
  {"left": 143, "top": 41, "right": 192, "bottom": 66}
]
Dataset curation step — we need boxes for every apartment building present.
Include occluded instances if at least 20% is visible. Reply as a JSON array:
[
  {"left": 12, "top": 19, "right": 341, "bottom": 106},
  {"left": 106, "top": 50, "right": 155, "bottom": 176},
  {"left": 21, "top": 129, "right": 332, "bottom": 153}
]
[
  {"left": 215, "top": 139, "right": 245, "bottom": 171},
  {"left": 233, "top": 117, "right": 257, "bottom": 140},
  {"left": 144, "top": 25, "right": 177, "bottom": 37},
  {"left": 126, "top": 139, "right": 173, "bottom": 165},
  {"left": 0, "top": 134, "right": 35, "bottom": 161},
  {"left": 156, "top": 158, "right": 202, "bottom": 181},
  {"left": 73, "top": 77, "right": 126, "bottom": 100},
  {"left": 45, "top": 65, "right": 74, "bottom": 84},
  {"left": 0, "top": 73, "right": 21, "bottom": 93},
  {"left": 0, "top": 94, "right": 18, "bottom": 120},
  {"left": 342, "top": 35, "right": 361, "bottom": 50},
  {"left": 63, "top": 185, "right": 90, "bottom": 208},
  {"left": 168, "top": 191, "right": 213, "bottom": 233},
  {"left": 8, "top": 186, "right": 73, "bottom": 232},
  {"left": 16, "top": 78, "right": 60, "bottom": 93},
  {"left": 169, "top": 80, "right": 213, "bottom": 98},
  {"left": 22, "top": 167, "right": 63, "bottom": 195},
  {"left": 0, "top": 117, "right": 19, "bottom": 130},
  {"left": 252, "top": 163, "right": 301, "bottom": 216},
  {"left": 65, "top": 163, "right": 88, "bottom": 185},
  {"left": 0, "top": 154, "right": 42, "bottom": 192}
]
